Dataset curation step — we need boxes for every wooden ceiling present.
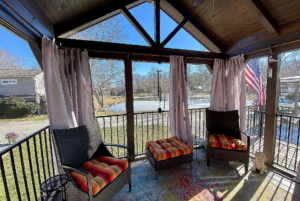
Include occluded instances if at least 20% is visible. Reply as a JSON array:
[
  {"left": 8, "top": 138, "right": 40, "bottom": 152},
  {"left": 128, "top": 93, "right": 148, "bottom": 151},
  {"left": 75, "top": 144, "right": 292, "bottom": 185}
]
[{"left": 1, "top": 0, "right": 300, "bottom": 58}]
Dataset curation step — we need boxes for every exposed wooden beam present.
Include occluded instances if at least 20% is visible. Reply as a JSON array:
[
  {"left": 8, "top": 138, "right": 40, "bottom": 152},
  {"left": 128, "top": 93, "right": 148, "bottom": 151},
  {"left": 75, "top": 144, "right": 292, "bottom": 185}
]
[
  {"left": 55, "top": 0, "right": 146, "bottom": 38},
  {"left": 121, "top": 7, "right": 155, "bottom": 47},
  {"left": 28, "top": 42, "right": 43, "bottom": 69},
  {"left": 56, "top": 38, "right": 224, "bottom": 59},
  {"left": 226, "top": 19, "right": 300, "bottom": 57},
  {"left": 124, "top": 59, "right": 135, "bottom": 162},
  {"left": 3, "top": 0, "right": 54, "bottom": 38},
  {"left": 161, "top": 18, "right": 188, "bottom": 47},
  {"left": 166, "top": 0, "right": 224, "bottom": 52},
  {"left": 241, "top": 0, "right": 279, "bottom": 35},
  {"left": 0, "top": 2, "right": 40, "bottom": 43},
  {"left": 88, "top": 51, "right": 214, "bottom": 68},
  {"left": 154, "top": 0, "right": 160, "bottom": 46}
]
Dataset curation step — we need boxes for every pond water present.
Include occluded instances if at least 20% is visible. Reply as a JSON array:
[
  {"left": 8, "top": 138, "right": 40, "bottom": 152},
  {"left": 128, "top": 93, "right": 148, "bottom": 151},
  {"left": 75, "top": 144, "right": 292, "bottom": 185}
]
[{"left": 107, "top": 96, "right": 254, "bottom": 112}]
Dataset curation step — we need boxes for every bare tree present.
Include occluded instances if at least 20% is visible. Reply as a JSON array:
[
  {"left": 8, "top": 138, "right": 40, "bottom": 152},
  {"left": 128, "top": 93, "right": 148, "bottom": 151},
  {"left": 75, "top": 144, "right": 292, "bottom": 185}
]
[
  {"left": 72, "top": 17, "right": 129, "bottom": 109},
  {"left": 0, "top": 48, "right": 23, "bottom": 69}
]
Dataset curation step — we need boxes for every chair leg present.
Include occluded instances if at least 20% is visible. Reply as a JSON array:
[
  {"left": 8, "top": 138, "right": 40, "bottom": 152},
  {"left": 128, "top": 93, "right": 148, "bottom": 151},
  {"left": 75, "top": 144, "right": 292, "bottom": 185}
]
[
  {"left": 206, "top": 158, "right": 210, "bottom": 166},
  {"left": 245, "top": 164, "right": 248, "bottom": 172},
  {"left": 129, "top": 182, "right": 132, "bottom": 191}
]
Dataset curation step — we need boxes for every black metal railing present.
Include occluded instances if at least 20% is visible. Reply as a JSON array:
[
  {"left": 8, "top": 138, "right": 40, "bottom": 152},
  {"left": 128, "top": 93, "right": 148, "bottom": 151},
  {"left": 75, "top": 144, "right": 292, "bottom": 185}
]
[
  {"left": 274, "top": 114, "right": 300, "bottom": 172},
  {"left": 0, "top": 126, "right": 54, "bottom": 201}
]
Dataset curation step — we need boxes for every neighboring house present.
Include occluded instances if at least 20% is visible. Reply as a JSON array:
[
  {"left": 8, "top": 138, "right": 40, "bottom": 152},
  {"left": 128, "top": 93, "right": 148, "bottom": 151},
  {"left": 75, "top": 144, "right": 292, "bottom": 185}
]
[
  {"left": 0, "top": 69, "right": 45, "bottom": 102},
  {"left": 280, "top": 76, "right": 300, "bottom": 96}
]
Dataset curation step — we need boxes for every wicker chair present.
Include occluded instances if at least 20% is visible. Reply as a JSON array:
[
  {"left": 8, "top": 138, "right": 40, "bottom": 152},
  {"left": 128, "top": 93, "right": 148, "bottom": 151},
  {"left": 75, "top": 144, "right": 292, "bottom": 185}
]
[
  {"left": 206, "top": 109, "right": 250, "bottom": 171},
  {"left": 52, "top": 119, "right": 131, "bottom": 201}
]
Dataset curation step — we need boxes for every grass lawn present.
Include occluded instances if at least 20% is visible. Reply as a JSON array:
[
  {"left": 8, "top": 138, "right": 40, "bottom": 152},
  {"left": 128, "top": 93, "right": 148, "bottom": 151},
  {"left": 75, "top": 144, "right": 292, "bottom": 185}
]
[
  {"left": 0, "top": 124, "right": 171, "bottom": 200},
  {"left": 0, "top": 114, "right": 49, "bottom": 122}
]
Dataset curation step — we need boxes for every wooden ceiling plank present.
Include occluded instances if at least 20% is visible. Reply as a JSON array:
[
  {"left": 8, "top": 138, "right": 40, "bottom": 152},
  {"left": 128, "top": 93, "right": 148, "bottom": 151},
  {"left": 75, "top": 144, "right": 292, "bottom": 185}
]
[
  {"left": 154, "top": 0, "right": 160, "bottom": 45},
  {"left": 121, "top": 6, "right": 155, "bottom": 47},
  {"left": 241, "top": 0, "right": 279, "bottom": 35},
  {"left": 165, "top": 0, "right": 224, "bottom": 52},
  {"left": 161, "top": 18, "right": 188, "bottom": 47},
  {"left": 226, "top": 19, "right": 300, "bottom": 57},
  {"left": 54, "top": 0, "right": 145, "bottom": 37},
  {"left": 55, "top": 38, "right": 224, "bottom": 59},
  {"left": 35, "top": 0, "right": 61, "bottom": 23},
  {"left": 32, "top": 0, "right": 57, "bottom": 24},
  {"left": 2, "top": 0, "right": 54, "bottom": 38}
]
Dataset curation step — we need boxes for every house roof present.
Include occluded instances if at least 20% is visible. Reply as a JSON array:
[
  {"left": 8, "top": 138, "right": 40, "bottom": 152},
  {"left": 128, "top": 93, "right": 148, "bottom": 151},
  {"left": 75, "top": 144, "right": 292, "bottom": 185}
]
[
  {"left": 280, "top": 76, "right": 300, "bottom": 83},
  {"left": 0, "top": 69, "right": 42, "bottom": 78}
]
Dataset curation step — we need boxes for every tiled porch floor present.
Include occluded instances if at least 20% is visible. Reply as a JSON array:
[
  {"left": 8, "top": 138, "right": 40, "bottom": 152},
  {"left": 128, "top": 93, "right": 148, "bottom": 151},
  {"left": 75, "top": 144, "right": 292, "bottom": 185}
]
[{"left": 112, "top": 149, "right": 300, "bottom": 201}]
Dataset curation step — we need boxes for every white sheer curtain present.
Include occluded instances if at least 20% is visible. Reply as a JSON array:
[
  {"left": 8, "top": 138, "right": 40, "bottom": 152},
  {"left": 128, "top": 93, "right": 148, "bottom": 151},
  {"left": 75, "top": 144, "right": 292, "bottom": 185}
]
[
  {"left": 226, "top": 55, "right": 246, "bottom": 131},
  {"left": 210, "top": 56, "right": 246, "bottom": 131},
  {"left": 210, "top": 59, "right": 227, "bottom": 111},
  {"left": 42, "top": 36, "right": 95, "bottom": 180},
  {"left": 42, "top": 36, "right": 94, "bottom": 130},
  {"left": 169, "top": 56, "right": 193, "bottom": 148}
]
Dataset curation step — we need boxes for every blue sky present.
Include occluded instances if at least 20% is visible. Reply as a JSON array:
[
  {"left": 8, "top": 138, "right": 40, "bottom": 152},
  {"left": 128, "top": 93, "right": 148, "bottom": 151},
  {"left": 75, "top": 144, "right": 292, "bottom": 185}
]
[{"left": 0, "top": 2, "right": 207, "bottom": 74}]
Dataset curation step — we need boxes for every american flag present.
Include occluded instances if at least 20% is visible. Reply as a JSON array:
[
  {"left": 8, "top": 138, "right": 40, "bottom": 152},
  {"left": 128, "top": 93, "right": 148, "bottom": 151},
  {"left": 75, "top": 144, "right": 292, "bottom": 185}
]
[{"left": 245, "top": 59, "right": 266, "bottom": 105}]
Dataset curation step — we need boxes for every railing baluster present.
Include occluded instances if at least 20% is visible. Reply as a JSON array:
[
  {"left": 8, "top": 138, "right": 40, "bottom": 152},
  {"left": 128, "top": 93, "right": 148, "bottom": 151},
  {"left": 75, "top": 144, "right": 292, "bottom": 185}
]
[
  {"left": 19, "top": 144, "right": 30, "bottom": 200},
  {"left": 167, "top": 112, "right": 169, "bottom": 137},
  {"left": 110, "top": 116, "right": 113, "bottom": 155},
  {"left": 10, "top": 150, "right": 22, "bottom": 201},
  {"left": 33, "top": 136, "right": 42, "bottom": 186},
  {"left": 277, "top": 116, "right": 283, "bottom": 164},
  {"left": 49, "top": 128, "right": 55, "bottom": 176},
  {"left": 123, "top": 115, "right": 125, "bottom": 157},
  {"left": 285, "top": 116, "right": 292, "bottom": 168},
  {"left": 147, "top": 113, "right": 149, "bottom": 141},
  {"left": 152, "top": 113, "right": 154, "bottom": 141},
  {"left": 195, "top": 109, "right": 197, "bottom": 140},
  {"left": 157, "top": 112, "right": 159, "bottom": 139},
  {"left": 103, "top": 117, "right": 106, "bottom": 141},
  {"left": 198, "top": 109, "right": 201, "bottom": 140},
  {"left": 0, "top": 155, "right": 11, "bottom": 201},
  {"left": 294, "top": 119, "right": 300, "bottom": 171},
  {"left": 142, "top": 114, "right": 144, "bottom": 154},
  {"left": 44, "top": 130, "right": 51, "bottom": 179},
  {"left": 136, "top": 114, "right": 138, "bottom": 155},
  {"left": 117, "top": 116, "right": 120, "bottom": 158},
  {"left": 191, "top": 110, "right": 193, "bottom": 137},
  {"left": 39, "top": 132, "right": 47, "bottom": 182},
  {"left": 26, "top": 140, "right": 38, "bottom": 201},
  {"left": 162, "top": 112, "right": 164, "bottom": 139}
]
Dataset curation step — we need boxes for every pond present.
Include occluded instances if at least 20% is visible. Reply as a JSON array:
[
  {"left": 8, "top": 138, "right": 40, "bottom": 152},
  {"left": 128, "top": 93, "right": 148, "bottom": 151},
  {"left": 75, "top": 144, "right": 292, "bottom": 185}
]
[{"left": 107, "top": 96, "right": 254, "bottom": 112}]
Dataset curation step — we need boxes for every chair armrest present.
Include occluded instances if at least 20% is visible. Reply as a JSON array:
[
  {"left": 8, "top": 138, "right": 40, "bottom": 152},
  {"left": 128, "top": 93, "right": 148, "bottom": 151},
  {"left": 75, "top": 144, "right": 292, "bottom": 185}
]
[
  {"left": 105, "top": 144, "right": 131, "bottom": 162},
  {"left": 62, "top": 165, "right": 93, "bottom": 198}
]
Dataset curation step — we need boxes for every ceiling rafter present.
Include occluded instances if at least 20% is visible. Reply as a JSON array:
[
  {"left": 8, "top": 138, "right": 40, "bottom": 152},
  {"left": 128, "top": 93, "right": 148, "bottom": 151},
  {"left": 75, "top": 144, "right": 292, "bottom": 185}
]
[
  {"left": 165, "top": 0, "right": 224, "bottom": 53},
  {"left": 55, "top": 0, "right": 146, "bottom": 38},
  {"left": 241, "top": 0, "right": 279, "bottom": 36},
  {"left": 121, "top": 6, "right": 156, "bottom": 47},
  {"left": 226, "top": 19, "right": 300, "bottom": 57},
  {"left": 154, "top": 0, "right": 160, "bottom": 46},
  {"left": 160, "top": 18, "right": 188, "bottom": 48}
]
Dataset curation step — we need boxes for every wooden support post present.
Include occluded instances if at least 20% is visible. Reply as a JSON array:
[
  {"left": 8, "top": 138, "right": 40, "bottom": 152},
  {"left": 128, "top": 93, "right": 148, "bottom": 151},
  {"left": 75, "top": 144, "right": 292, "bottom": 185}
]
[
  {"left": 294, "top": 82, "right": 299, "bottom": 116},
  {"left": 263, "top": 53, "right": 279, "bottom": 166},
  {"left": 124, "top": 59, "right": 135, "bottom": 162}
]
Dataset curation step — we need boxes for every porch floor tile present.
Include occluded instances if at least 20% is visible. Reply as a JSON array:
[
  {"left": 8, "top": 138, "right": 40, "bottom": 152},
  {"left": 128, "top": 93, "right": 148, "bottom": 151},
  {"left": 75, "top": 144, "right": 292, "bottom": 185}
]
[{"left": 112, "top": 149, "right": 300, "bottom": 201}]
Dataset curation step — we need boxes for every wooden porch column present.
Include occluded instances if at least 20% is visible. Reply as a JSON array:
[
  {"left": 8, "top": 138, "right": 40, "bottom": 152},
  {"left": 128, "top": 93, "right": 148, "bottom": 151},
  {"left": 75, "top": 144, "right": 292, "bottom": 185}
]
[
  {"left": 263, "top": 53, "right": 280, "bottom": 166},
  {"left": 124, "top": 59, "right": 135, "bottom": 162}
]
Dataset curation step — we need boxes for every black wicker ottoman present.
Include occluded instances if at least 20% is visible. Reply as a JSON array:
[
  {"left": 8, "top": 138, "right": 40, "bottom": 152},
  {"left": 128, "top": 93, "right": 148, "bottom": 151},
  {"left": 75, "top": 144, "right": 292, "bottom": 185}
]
[{"left": 145, "top": 137, "right": 193, "bottom": 178}]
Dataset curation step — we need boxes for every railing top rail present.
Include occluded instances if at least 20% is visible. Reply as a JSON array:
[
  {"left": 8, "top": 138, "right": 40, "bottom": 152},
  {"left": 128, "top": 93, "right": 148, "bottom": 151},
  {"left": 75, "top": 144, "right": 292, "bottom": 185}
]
[{"left": 0, "top": 125, "right": 50, "bottom": 156}]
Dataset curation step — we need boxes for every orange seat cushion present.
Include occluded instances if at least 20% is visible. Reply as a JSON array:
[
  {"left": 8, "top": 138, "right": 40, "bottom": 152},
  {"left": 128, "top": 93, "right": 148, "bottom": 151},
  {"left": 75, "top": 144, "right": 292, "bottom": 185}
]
[
  {"left": 209, "top": 134, "right": 247, "bottom": 151},
  {"left": 146, "top": 136, "right": 192, "bottom": 161},
  {"left": 70, "top": 156, "right": 128, "bottom": 196}
]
